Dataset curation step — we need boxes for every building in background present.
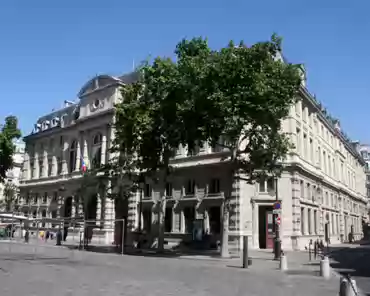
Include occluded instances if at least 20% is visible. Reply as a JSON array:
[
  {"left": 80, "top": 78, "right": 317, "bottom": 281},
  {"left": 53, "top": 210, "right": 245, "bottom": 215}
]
[
  {"left": 0, "top": 139, "right": 25, "bottom": 210},
  {"left": 355, "top": 143, "right": 370, "bottom": 220},
  {"left": 18, "top": 73, "right": 137, "bottom": 243}
]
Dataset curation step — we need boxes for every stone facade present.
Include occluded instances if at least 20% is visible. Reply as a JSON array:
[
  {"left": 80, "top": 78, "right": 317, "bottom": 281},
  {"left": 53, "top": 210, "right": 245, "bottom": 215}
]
[{"left": 18, "top": 68, "right": 368, "bottom": 251}]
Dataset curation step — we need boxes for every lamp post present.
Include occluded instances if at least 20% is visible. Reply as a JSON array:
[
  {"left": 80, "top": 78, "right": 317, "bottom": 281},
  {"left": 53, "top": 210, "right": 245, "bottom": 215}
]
[
  {"left": 138, "top": 174, "right": 145, "bottom": 233},
  {"left": 273, "top": 176, "right": 281, "bottom": 260}
]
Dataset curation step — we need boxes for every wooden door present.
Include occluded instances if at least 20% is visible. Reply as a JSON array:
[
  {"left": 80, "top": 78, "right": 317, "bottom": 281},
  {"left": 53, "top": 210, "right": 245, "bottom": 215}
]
[{"left": 266, "top": 211, "right": 274, "bottom": 249}]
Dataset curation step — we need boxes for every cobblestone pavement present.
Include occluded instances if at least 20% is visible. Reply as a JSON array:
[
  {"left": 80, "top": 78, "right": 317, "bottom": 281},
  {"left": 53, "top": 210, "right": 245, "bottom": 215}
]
[{"left": 0, "top": 242, "right": 342, "bottom": 296}]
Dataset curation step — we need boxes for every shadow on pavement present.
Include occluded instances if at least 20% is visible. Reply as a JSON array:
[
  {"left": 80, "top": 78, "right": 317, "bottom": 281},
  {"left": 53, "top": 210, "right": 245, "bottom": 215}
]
[
  {"left": 63, "top": 243, "right": 226, "bottom": 259},
  {"left": 329, "top": 245, "right": 370, "bottom": 279}
]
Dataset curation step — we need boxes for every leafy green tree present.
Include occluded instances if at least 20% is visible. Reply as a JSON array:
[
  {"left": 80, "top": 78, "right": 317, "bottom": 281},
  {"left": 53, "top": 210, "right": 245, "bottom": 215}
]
[
  {"left": 115, "top": 58, "right": 186, "bottom": 251},
  {"left": 176, "top": 34, "right": 301, "bottom": 256},
  {"left": 1, "top": 182, "right": 18, "bottom": 212},
  {"left": 0, "top": 116, "right": 21, "bottom": 183},
  {"left": 116, "top": 34, "right": 301, "bottom": 255}
]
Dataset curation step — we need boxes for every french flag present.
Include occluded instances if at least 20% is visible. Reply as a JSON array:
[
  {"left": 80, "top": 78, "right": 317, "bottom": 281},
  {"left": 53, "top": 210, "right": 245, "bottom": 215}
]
[{"left": 81, "top": 158, "right": 87, "bottom": 172}]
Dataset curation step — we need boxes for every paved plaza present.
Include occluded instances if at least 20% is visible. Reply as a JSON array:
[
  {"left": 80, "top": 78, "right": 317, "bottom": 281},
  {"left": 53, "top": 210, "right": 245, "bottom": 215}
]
[{"left": 0, "top": 241, "right": 345, "bottom": 296}]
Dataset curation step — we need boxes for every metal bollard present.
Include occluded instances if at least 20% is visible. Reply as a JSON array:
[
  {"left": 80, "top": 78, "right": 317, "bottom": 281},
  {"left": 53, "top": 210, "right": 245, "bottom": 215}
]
[
  {"left": 280, "top": 255, "right": 287, "bottom": 271},
  {"left": 320, "top": 256, "right": 331, "bottom": 279},
  {"left": 339, "top": 276, "right": 358, "bottom": 296},
  {"left": 242, "top": 235, "right": 250, "bottom": 269}
]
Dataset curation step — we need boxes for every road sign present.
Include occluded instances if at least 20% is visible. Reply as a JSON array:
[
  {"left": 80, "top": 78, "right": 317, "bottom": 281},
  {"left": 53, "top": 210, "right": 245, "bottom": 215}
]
[
  {"left": 276, "top": 216, "right": 281, "bottom": 225},
  {"left": 273, "top": 209, "right": 281, "bottom": 215},
  {"left": 273, "top": 201, "right": 281, "bottom": 210}
]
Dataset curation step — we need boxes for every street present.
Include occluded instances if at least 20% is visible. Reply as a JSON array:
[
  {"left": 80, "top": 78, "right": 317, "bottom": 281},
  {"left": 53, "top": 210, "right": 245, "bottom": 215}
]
[
  {"left": 0, "top": 242, "right": 341, "bottom": 296},
  {"left": 330, "top": 244, "right": 370, "bottom": 296}
]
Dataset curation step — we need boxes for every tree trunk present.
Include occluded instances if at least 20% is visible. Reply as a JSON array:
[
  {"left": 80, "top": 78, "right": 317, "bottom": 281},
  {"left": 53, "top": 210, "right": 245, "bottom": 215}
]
[
  {"left": 220, "top": 196, "right": 230, "bottom": 258},
  {"left": 157, "top": 194, "right": 166, "bottom": 252}
]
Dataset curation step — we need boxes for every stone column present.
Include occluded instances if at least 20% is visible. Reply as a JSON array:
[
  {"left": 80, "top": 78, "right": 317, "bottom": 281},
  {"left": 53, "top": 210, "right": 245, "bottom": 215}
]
[
  {"left": 43, "top": 150, "right": 48, "bottom": 178},
  {"left": 291, "top": 176, "right": 301, "bottom": 236},
  {"left": 303, "top": 207, "right": 309, "bottom": 235},
  {"left": 62, "top": 139, "right": 68, "bottom": 174},
  {"left": 96, "top": 194, "right": 101, "bottom": 226},
  {"left": 104, "top": 181, "right": 114, "bottom": 244},
  {"left": 101, "top": 127, "right": 108, "bottom": 165},
  {"left": 52, "top": 155, "right": 57, "bottom": 176},
  {"left": 23, "top": 152, "right": 30, "bottom": 180},
  {"left": 204, "top": 209, "right": 210, "bottom": 234},
  {"left": 34, "top": 151, "right": 39, "bottom": 179},
  {"left": 75, "top": 139, "right": 81, "bottom": 172},
  {"left": 180, "top": 210, "right": 185, "bottom": 233},
  {"left": 252, "top": 201, "right": 259, "bottom": 248},
  {"left": 82, "top": 132, "right": 89, "bottom": 168},
  {"left": 171, "top": 206, "right": 176, "bottom": 233}
]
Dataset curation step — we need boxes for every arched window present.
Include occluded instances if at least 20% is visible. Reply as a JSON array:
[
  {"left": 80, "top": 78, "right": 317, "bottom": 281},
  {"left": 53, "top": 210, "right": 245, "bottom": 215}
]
[
  {"left": 92, "top": 133, "right": 102, "bottom": 168},
  {"left": 69, "top": 140, "right": 77, "bottom": 173}
]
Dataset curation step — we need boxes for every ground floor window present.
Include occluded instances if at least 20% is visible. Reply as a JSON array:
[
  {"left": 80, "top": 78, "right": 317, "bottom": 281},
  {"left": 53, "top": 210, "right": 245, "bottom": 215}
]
[{"left": 165, "top": 207, "right": 172, "bottom": 232}]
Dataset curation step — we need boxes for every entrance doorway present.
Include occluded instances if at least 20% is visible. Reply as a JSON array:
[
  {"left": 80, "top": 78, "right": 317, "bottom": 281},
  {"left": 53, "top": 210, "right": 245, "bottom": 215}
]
[{"left": 258, "top": 205, "right": 274, "bottom": 249}]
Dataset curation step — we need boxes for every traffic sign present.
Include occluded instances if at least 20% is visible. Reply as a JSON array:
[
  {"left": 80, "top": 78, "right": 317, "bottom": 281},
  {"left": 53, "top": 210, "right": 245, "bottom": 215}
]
[
  {"left": 273, "top": 201, "right": 281, "bottom": 210},
  {"left": 273, "top": 209, "right": 281, "bottom": 215},
  {"left": 276, "top": 216, "right": 281, "bottom": 225}
]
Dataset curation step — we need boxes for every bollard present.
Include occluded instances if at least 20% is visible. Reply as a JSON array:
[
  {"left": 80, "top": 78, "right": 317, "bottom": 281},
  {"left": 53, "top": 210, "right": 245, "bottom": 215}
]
[
  {"left": 242, "top": 235, "right": 249, "bottom": 269},
  {"left": 280, "top": 255, "right": 288, "bottom": 271},
  {"left": 320, "top": 256, "right": 331, "bottom": 279},
  {"left": 339, "top": 276, "right": 358, "bottom": 296},
  {"left": 309, "top": 239, "right": 312, "bottom": 261}
]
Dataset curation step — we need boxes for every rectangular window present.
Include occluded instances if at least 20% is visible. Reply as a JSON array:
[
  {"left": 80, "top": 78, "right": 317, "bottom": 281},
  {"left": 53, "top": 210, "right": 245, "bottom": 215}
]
[
  {"left": 209, "top": 178, "right": 220, "bottom": 194},
  {"left": 259, "top": 178, "right": 266, "bottom": 193},
  {"left": 300, "top": 180, "right": 304, "bottom": 198},
  {"left": 48, "top": 158, "right": 53, "bottom": 176},
  {"left": 165, "top": 182, "right": 172, "bottom": 197},
  {"left": 314, "top": 210, "right": 318, "bottom": 234},
  {"left": 301, "top": 207, "right": 305, "bottom": 234},
  {"left": 296, "top": 128, "right": 301, "bottom": 153},
  {"left": 144, "top": 184, "right": 152, "bottom": 197},
  {"left": 185, "top": 179, "right": 195, "bottom": 195},
  {"left": 308, "top": 208, "right": 312, "bottom": 234},
  {"left": 303, "top": 133, "right": 308, "bottom": 159},
  {"left": 57, "top": 157, "right": 62, "bottom": 175},
  {"left": 309, "top": 138, "right": 314, "bottom": 163},
  {"left": 42, "top": 192, "right": 47, "bottom": 204},
  {"left": 39, "top": 160, "right": 44, "bottom": 177}
]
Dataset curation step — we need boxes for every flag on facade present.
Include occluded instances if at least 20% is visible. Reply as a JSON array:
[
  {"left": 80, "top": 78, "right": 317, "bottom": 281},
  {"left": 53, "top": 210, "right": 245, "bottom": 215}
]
[{"left": 81, "top": 157, "right": 88, "bottom": 172}]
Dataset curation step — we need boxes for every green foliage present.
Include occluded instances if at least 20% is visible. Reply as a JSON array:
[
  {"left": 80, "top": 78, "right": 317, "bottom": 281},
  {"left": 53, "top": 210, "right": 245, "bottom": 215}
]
[
  {"left": 1, "top": 182, "right": 18, "bottom": 212},
  {"left": 116, "top": 34, "right": 301, "bottom": 182},
  {"left": 0, "top": 116, "right": 21, "bottom": 183},
  {"left": 115, "top": 57, "right": 185, "bottom": 181},
  {"left": 175, "top": 34, "right": 301, "bottom": 180}
]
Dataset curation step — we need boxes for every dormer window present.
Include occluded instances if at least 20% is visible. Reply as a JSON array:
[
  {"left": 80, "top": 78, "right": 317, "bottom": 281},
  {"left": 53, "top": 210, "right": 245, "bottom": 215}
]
[
  {"left": 73, "top": 106, "right": 80, "bottom": 121},
  {"left": 93, "top": 99, "right": 100, "bottom": 108},
  {"left": 51, "top": 117, "right": 60, "bottom": 127}
]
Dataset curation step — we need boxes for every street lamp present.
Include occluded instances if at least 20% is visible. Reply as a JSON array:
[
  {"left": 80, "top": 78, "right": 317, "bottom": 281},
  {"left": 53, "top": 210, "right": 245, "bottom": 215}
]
[
  {"left": 273, "top": 175, "right": 281, "bottom": 260},
  {"left": 138, "top": 173, "right": 145, "bottom": 233}
]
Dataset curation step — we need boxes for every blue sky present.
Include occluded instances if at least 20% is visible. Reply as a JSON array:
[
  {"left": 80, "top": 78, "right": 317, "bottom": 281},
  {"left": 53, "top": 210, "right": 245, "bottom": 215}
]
[{"left": 0, "top": 1, "right": 369, "bottom": 142}]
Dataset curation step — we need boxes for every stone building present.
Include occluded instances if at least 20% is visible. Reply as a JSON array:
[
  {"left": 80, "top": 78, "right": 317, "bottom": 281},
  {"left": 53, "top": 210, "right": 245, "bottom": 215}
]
[
  {"left": 355, "top": 143, "right": 370, "bottom": 220},
  {"left": 18, "top": 67, "right": 368, "bottom": 251},
  {"left": 18, "top": 73, "right": 137, "bottom": 243}
]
